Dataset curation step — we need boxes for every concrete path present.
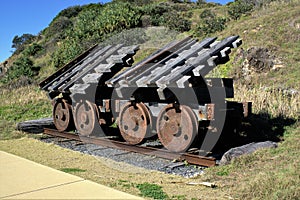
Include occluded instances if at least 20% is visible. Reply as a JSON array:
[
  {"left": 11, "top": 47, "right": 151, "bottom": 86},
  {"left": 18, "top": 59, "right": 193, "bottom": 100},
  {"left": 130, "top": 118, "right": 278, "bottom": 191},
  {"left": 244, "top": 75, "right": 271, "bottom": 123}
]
[{"left": 0, "top": 151, "right": 143, "bottom": 199}]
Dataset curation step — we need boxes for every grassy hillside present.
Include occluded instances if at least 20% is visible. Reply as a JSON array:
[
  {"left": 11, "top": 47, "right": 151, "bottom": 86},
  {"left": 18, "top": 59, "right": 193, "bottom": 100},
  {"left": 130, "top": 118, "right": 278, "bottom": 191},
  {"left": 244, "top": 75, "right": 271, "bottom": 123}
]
[
  {"left": 218, "top": 0, "right": 300, "bottom": 90},
  {"left": 0, "top": 0, "right": 299, "bottom": 199}
]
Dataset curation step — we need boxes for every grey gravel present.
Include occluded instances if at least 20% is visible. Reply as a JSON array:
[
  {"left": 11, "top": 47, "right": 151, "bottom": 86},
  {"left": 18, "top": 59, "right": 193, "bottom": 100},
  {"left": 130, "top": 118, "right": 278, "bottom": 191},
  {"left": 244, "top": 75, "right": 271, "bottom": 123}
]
[{"left": 40, "top": 137, "right": 205, "bottom": 177}]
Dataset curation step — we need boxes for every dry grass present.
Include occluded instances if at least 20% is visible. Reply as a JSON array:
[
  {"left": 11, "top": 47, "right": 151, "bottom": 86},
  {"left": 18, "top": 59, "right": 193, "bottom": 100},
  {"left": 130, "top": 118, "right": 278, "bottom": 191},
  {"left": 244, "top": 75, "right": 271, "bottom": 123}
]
[
  {"left": 234, "top": 84, "right": 300, "bottom": 120},
  {"left": 0, "top": 125, "right": 298, "bottom": 200},
  {"left": 0, "top": 85, "right": 49, "bottom": 107},
  {"left": 0, "top": 137, "right": 204, "bottom": 199},
  {"left": 205, "top": 124, "right": 300, "bottom": 200}
]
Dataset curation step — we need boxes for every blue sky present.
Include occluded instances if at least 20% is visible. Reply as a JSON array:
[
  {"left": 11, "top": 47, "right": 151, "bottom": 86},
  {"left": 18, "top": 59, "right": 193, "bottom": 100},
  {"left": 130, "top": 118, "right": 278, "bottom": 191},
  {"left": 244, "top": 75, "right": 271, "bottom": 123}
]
[{"left": 0, "top": 0, "right": 231, "bottom": 62}]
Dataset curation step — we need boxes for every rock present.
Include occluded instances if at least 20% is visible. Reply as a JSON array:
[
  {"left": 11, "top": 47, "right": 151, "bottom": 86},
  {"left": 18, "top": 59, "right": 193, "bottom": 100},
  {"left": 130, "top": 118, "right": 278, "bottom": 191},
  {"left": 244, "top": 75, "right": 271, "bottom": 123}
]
[
  {"left": 232, "top": 46, "right": 285, "bottom": 83},
  {"left": 16, "top": 118, "right": 55, "bottom": 133},
  {"left": 219, "top": 141, "right": 277, "bottom": 165},
  {"left": 246, "top": 47, "right": 275, "bottom": 72}
]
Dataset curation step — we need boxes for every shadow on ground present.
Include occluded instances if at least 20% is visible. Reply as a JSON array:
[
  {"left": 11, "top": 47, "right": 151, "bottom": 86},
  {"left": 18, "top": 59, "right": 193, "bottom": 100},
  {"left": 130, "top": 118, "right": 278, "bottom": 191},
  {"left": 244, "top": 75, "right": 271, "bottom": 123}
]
[{"left": 214, "top": 112, "right": 297, "bottom": 154}]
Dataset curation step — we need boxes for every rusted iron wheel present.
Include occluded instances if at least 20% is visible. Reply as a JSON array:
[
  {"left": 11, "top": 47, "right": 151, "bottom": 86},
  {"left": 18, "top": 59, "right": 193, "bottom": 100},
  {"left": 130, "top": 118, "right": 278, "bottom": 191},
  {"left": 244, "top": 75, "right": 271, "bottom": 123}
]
[
  {"left": 74, "top": 100, "right": 99, "bottom": 136},
  {"left": 53, "top": 99, "right": 73, "bottom": 132},
  {"left": 157, "top": 104, "right": 198, "bottom": 152},
  {"left": 118, "top": 102, "right": 152, "bottom": 145}
]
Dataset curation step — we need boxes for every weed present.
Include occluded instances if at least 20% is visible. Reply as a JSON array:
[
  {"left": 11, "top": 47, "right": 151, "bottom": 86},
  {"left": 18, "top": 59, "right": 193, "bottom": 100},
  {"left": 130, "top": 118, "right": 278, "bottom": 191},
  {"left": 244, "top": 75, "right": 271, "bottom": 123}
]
[
  {"left": 216, "top": 166, "right": 231, "bottom": 176},
  {"left": 171, "top": 195, "right": 187, "bottom": 200},
  {"left": 109, "top": 180, "right": 135, "bottom": 189},
  {"left": 116, "top": 179, "right": 135, "bottom": 189},
  {"left": 136, "top": 182, "right": 168, "bottom": 200},
  {"left": 118, "top": 179, "right": 128, "bottom": 183},
  {"left": 59, "top": 168, "right": 86, "bottom": 173},
  {"left": 109, "top": 182, "right": 117, "bottom": 187}
]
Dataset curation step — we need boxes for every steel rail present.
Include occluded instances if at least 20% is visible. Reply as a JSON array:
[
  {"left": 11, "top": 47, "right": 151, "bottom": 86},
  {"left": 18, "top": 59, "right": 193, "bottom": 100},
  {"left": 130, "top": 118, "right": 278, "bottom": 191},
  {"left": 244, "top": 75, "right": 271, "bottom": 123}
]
[{"left": 44, "top": 128, "right": 216, "bottom": 167}]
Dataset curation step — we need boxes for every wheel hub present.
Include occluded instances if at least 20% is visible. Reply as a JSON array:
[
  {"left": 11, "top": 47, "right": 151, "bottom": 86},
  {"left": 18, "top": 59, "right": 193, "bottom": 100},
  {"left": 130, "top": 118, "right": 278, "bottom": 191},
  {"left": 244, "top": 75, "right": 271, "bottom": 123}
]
[
  {"left": 74, "top": 101, "right": 99, "bottom": 136},
  {"left": 53, "top": 99, "right": 73, "bottom": 132},
  {"left": 118, "top": 102, "right": 152, "bottom": 145},
  {"left": 157, "top": 104, "right": 198, "bottom": 152}
]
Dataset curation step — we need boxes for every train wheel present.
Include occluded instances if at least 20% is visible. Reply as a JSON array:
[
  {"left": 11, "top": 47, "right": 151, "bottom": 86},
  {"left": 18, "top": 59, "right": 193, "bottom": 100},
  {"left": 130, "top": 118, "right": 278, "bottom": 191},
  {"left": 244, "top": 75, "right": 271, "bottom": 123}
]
[
  {"left": 118, "top": 102, "right": 152, "bottom": 145},
  {"left": 157, "top": 104, "right": 198, "bottom": 152},
  {"left": 53, "top": 99, "right": 73, "bottom": 132},
  {"left": 74, "top": 100, "right": 99, "bottom": 136}
]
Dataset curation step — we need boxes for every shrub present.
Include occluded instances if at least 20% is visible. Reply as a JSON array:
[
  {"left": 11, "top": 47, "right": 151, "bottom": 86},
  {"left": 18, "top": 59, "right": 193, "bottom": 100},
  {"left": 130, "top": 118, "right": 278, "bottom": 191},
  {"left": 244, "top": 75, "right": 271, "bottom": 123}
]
[
  {"left": 228, "top": 0, "right": 254, "bottom": 20},
  {"left": 102, "top": 28, "right": 149, "bottom": 46},
  {"left": 45, "top": 16, "right": 73, "bottom": 40},
  {"left": 142, "top": 3, "right": 169, "bottom": 26},
  {"left": 23, "top": 43, "right": 43, "bottom": 57},
  {"left": 1, "top": 56, "right": 40, "bottom": 83},
  {"left": 51, "top": 39, "right": 84, "bottom": 68},
  {"left": 196, "top": 0, "right": 206, "bottom": 5},
  {"left": 11, "top": 34, "right": 36, "bottom": 55},
  {"left": 113, "top": 0, "right": 152, "bottom": 6},
  {"left": 51, "top": 2, "right": 143, "bottom": 68},
  {"left": 200, "top": 9, "right": 215, "bottom": 19},
  {"left": 194, "top": 9, "right": 227, "bottom": 37},
  {"left": 56, "top": 5, "right": 83, "bottom": 19},
  {"left": 142, "top": 3, "right": 191, "bottom": 32},
  {"left": 141, "top": 15, "right": 152, "bottom": 27},
  {"left": 162, "top": 11, "right": 191, "bottom": 32}
]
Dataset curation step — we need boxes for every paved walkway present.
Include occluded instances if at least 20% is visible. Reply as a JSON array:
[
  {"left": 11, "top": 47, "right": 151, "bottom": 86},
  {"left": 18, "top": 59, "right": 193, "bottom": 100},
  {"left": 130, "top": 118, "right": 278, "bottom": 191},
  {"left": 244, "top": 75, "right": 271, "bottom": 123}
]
[{"left": 0, "top": 151, "right": 143, "bottom": 199}]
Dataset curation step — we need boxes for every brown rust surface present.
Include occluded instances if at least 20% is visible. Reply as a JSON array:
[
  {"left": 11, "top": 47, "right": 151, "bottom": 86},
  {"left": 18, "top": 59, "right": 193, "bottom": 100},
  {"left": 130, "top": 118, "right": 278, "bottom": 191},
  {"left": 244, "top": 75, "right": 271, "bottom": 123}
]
[
  {"left": 157, "top": 104, "right": 198, "bottom": 153},
  {"left": 53, "top": 99, "right": 73, "bottom": 132},
  {"left": 118, "top": 102, "right": 152, "bottom": 145}
]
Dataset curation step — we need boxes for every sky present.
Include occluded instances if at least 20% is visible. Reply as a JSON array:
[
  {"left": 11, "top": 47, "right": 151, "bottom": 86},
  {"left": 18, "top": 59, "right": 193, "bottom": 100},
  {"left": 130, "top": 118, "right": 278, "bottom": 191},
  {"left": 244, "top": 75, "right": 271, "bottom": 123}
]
[{"left": 0, "top": 0, "right": 231, "bottom": 63}]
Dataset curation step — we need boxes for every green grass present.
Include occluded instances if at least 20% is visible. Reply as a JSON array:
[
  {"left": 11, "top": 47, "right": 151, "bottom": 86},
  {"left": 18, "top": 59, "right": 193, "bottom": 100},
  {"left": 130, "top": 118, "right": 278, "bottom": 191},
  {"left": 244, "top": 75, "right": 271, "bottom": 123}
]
[
  {"left": 0, "top": 86, "right": 52, "bottom": 121},
  {"left": 0, "top": 85, "right": 52, "bottom": 140},
  {"left": 218, "top": 0, "right": 300, "bottom": 90},
  {"left": 0, "top": 101, "right": 51, "bottom": 122}
]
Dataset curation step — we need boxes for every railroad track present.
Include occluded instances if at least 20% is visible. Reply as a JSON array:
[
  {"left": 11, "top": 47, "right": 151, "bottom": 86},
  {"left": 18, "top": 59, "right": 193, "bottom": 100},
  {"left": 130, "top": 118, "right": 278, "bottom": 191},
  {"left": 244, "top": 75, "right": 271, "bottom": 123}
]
[{"left": 43, "top": 128, "right": 216, "bottom": 167}]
